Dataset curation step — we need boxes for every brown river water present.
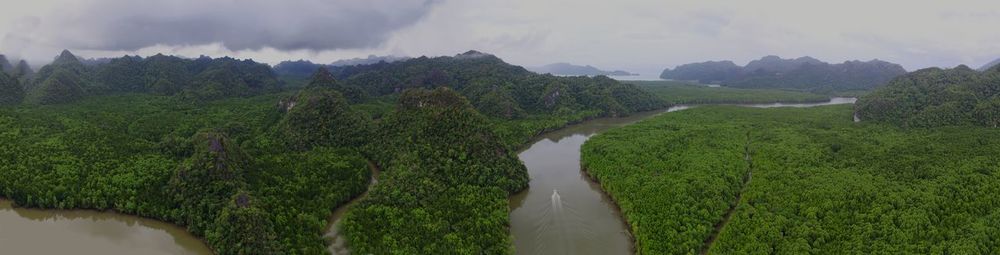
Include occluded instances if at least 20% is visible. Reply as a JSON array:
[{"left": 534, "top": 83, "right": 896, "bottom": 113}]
[
  {"left": 0, "top": 200, "right": 211, "bottom": 254},
  {"left": 0, "top": 98, "right": 855, "bottom": 255}
]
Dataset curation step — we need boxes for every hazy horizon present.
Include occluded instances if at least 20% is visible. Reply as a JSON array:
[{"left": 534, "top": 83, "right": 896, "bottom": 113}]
[{"left": 3, "top": 0, "right": 1000, "bottom": 73}]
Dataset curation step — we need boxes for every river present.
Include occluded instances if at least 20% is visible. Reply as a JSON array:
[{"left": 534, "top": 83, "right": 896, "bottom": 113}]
[
  {"left": 508, "top": 97, "right": 856, "bottom": 255},
  {"left": 0, "top": 98, "right": 855, "bottom": 255},
  {"left": 0, "top": 200, "right": 211, "bottom": 254}
]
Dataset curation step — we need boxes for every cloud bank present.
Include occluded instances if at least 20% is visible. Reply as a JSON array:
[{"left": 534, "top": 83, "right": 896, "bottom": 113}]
[{"left": 28, "top": 0, "right": 439, "bottom": 52}]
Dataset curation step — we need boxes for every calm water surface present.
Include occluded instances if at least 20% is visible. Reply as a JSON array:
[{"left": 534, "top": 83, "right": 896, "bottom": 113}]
[{"left": 0, "top": 200, "right": 211, "bottom": 255}]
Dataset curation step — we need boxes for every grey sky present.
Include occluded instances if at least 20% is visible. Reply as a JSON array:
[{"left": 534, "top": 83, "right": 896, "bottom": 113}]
[{"left": 2, "top": 0, "right": 1000, "bottom": 74}]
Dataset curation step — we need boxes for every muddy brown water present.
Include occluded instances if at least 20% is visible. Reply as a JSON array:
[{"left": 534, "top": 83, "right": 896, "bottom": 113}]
[{"left": 0, "top": 200, "right": 211, "bottom": 255}]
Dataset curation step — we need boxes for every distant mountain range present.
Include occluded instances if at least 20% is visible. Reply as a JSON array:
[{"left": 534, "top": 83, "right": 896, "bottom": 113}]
[
  {"left": 274, "top": 55, "right": 409, "bottom": 77},
  {"left": 329, "top": 55, "right": 410, "bottom": 67},
  {"left": 978, "top": 58, "right": 1000, "bottom": 71},
  {"left": 529, "top": 62, "right": 637, "bottom": 76},
  {"left": 660, "top": 55, "right": 907, "bottom": 93}
]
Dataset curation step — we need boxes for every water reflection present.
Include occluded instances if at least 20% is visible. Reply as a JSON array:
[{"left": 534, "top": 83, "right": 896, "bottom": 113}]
[{"left": 0, "top": 200, "right": 211, "bottom": 255}]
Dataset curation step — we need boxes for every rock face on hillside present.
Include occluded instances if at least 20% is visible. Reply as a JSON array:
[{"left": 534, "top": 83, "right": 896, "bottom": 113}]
[{"left": 661, "top": 55, "right": 907, "bottom": 93}]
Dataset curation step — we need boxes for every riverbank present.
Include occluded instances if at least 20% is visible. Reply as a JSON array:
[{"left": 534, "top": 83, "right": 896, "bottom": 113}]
[
  {"left": 580, "top": 103, "right": 1000, "bottom": 254},
  {"left": 0, "top": 199, "right": 212, "bottom": 254},
  {"left": 324, "top": 161, "right": 382, "bottom": 255}
]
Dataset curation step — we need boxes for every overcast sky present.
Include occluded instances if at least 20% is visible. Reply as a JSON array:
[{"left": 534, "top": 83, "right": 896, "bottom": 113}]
[{"left": 3, "top": 0, "right": 1000, "bottom": 75}]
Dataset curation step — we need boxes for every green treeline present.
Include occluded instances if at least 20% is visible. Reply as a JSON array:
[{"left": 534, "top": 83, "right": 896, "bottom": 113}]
[
  {"left": 582, "top": 105, "right": 1000, "bottom": 254},
  {"left": 856, "top": 65, "right": 1000, "bottom": 128},
  {"left": 0, "top": 50, "right": 666, "bottom": 254}
]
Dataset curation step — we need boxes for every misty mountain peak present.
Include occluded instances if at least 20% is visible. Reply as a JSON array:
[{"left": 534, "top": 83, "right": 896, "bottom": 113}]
[
  {"left": 0, "top": 54, "right": 12, "bottom": 73},
  {"left": 53, "top": 50, "right": 81, "bottom": 65},
  {"left": 455, "top": 50, "right": 494, "bottom": 59}
]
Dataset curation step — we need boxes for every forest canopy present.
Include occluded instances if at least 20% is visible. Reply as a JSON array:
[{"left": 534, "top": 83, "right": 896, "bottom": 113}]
[
  {"left": 17, "top": 50, "right": 281, "bottom": 104},
  {"left": 0, "top": 50, "right": 668, "bottom": 254},
  {"left": 583, "top": 105, "right": 1000, "bottom": 254},
  {"left": 856, "top": 65, "right": 1000, "bottom": 128}
]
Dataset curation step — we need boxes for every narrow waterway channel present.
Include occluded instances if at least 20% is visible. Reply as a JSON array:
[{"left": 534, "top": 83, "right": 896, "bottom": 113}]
[
  {"left": 509, "top": 97, "right": 856, "bottom": 255},
  {"left": 325, "top": 161, "right": 381, "bottom": 255}
]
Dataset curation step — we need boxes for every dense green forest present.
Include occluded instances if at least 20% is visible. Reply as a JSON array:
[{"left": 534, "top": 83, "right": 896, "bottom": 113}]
[
  {"left": 0, "top": 50, "right": 666, "bottom": 254},
  {"left": 628, "top": 80, "right": 830, "bottom": 104},
  {"left": 342, "top": 88, "right": 529, "bottom": 253},
  {"left": 582, "top": 105, "right": 1000, "bottom": 254},
  {"left": 0, "top": 91, "right": 373, "bottom": 253},
  {"left": 660, "top": 56, "right": 906, "bottom": 94},
  {"left": 318, "top": 51, "right": 664, "bottom": 118},
  {"left": 0, "top": 71, "right": 24, "bottom": 105},
  {"left": 24, "top": 50, "right": 281, "bottom": 104},
  {"left": 856, "top": 65, "right": 1000, "bottom": 128}
]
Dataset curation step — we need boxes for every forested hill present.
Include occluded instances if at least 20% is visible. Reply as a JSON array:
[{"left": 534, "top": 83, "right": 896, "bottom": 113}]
[
  {"left": 856, "top": 65, "right": 1000, "bottom": 128},
  {"left": 660, "top": 55, "right": 907, "bottom": 93},
  {"left": 0, "top": 54, "right": 12, "bottom": 74},
  {"left": 17, "top": 50, "right": 281, "bottom": 105},
  {"left": 979, "top": 58, "right": 1000, "bottom": 71},
  {"left": 272, "top": 55, "right": 409, "bottom": 78},
  {"left": 293, "top": 50, "right": 666, "bottom": 119}
]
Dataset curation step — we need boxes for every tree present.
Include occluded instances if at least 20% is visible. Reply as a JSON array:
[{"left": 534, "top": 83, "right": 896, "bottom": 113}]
[
  {"left": 208, "top": 192, "right": 279, "bottom": 255},
  {"left": 276, "top": 87, "right": 371, "bottom": 150},
  {"left": 306, "top": 67, "right": 367, "bottom": 103},
  {"left": 169, "top": 131, "right": 249, "bottom": 235},
  {"left": 974, "top": 97, "right": 1000, "bottom": 128},
  {"left": 34, "top": 69, "right": 85, "bottom": 105},
  {"left": 0, "top": 71, "right": 24, "bottom": 105}
]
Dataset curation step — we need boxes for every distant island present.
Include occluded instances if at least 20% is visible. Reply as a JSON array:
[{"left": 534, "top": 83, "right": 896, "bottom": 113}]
[
  {"left": 530, "top": 62, "right": 637, "bottom": 76},
  {"left": 660, "top": 55, "right": 907, "bottom": 94}
]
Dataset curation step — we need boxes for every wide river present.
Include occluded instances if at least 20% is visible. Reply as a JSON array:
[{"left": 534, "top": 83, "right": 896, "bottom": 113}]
[
  {"left": 0, "top": 200, "right": 211, "bottom": 254},
  {"left": 508, "top": 97, "right": 856, "bottom": 255},
  {"left": 0, "top": 98, "right": 855, "bottom": 254}
]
